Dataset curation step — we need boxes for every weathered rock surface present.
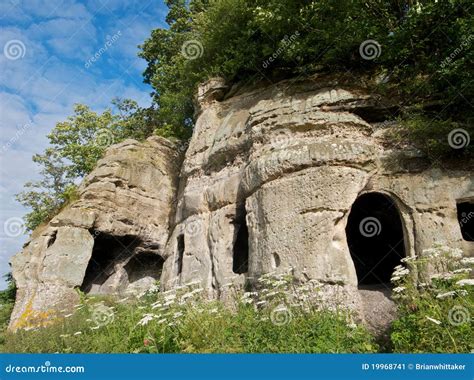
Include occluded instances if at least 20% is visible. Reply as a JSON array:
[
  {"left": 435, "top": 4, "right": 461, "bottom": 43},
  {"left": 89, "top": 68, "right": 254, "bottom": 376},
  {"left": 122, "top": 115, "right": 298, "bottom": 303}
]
[
  {"left": 9, "top": 77, "right": 473, "bottom": 331},
  {"left": 9, "top": 136, "right": 180, "bottom": 330}
]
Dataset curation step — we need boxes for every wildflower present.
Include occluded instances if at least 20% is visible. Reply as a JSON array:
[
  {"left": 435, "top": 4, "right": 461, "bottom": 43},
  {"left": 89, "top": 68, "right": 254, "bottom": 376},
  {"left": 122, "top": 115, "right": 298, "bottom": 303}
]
[
  {"left": 144, "top": 338, "right": 151, "bottom": 347},
  {"left": 436, "top": 291, "right": 456, "bottom": 299},
  {"left": 393, "top": 286, "right": 405, "bottom": 293},
  {"left": 209, "top": 308, "right": 218, "bottom": 314},
  {"left": 449, "top": 249, "right": 463, "bottom": 259},
  {"left": 453, "top": 268, "right": 471, "bottom": 274},
  {"left": 426, "top": 316, "right": 441, "bottom": 325},
  {"left": 164, "top": 294, "right": 177, "bottom": 302},
  {"left": 456, "top": 279, "right": 474, "bottom": 287},
  {"left": 137, "top": 314, "right": 155, "bottom": 327},
  {"left": 431, "top": 273, "right": 454, "bottom": 280},
  {"left": 460, "top": 257, "right": 474, "bottom": 265}
]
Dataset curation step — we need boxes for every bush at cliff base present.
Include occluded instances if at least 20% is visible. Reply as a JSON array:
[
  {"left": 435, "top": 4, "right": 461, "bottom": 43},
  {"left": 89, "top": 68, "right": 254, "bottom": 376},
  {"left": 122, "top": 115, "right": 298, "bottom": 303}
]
[{"left": 390, "top": 243, "right": 474, "bottom": 353}]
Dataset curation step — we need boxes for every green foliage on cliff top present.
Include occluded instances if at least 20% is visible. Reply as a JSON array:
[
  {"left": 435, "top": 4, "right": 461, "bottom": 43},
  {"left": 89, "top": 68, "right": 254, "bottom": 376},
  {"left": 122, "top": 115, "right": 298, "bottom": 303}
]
[{"left": 141, "top": 0, "right": 473, "bottom": 156}]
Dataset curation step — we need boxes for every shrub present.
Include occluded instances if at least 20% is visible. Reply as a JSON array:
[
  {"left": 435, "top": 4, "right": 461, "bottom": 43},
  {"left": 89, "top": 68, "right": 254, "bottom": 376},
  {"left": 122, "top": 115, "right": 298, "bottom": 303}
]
[{"left": 390, "top": 243, "right": 474, "bottom": 353}]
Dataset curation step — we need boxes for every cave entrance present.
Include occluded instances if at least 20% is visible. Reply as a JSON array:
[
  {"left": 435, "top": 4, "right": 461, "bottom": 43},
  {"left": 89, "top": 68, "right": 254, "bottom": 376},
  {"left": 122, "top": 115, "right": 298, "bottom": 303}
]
[
  {"left": 80, "top": 233, "right": 139, "bottom": 293},
  {"left": 456, "top": 201, "right": 474, "bottom": 241},
  {"left": 124, "top": 251, "right": 164, "bottom": 284},
  {"left": 346, "top": 193, "right": 406, "bottom": 286},
  {"left": 80, "top": 232, "right": 163, "bottom": 295},
  {"left": 232, "top": 208, "right": 249, "bottom": 274}
]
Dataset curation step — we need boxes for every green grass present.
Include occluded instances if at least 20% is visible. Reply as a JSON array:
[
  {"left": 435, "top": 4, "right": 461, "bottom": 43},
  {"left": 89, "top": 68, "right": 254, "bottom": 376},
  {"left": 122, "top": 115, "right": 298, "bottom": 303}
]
[
  {"left": 1, "top": 278, "right": 378, "bottom": 354},
  {"left": 2, "top": 247, "right": 472, "bottom": 354}
]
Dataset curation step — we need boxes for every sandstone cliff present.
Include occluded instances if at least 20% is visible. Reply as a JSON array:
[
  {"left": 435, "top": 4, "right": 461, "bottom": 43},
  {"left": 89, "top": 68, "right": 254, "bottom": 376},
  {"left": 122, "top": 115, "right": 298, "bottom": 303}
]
[{"left": 9, "top": 77, "right": 473, "bottom": 333}]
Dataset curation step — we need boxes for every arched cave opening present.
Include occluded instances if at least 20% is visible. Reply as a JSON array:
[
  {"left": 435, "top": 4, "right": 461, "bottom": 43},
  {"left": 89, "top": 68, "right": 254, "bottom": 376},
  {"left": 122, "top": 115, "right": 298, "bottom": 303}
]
[
  {"left": 345, "top": 193, "right": 406, "bottom": 286},
  {"left": 80, "top": 233, "right": 139, "bottom": 293},
  {"left": 80, "top": 232, "right": 163, "bottom": 294},
  {"left": 232, "top": 208, "right": 249, "bottom": 274}
]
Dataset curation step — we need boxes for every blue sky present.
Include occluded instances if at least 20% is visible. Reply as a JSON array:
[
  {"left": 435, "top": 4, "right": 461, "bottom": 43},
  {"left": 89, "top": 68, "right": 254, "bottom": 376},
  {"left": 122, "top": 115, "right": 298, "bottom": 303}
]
[{"left": 0, "top": 0, "right": 169, "bottom": 289}]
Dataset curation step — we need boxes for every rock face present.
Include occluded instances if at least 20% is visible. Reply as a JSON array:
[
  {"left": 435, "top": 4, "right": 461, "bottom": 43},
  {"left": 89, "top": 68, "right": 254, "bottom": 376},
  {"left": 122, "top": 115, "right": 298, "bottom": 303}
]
[
  {"left": 9, "top": 77, "right": 474, "bottom": 331},
  {"left": 9, "top": 137, "right": 180, "bottom": 330}
]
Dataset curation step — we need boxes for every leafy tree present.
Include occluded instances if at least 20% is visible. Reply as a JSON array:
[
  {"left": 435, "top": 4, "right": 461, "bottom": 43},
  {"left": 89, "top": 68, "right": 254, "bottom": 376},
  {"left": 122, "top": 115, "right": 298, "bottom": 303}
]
[
  {"left": 16, "top": 149, "right": 75, "bottom": 231},
  {"left": 17, "top": 100, "right": 155, "bottom": 230},
  {"left": 0, "top": 273, "right": 16, "bottom": 305}
]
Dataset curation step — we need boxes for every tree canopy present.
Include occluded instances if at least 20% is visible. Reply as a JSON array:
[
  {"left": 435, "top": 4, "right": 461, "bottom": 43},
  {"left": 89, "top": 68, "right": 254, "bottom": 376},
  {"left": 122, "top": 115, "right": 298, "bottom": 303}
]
[{"left": 141, "top": 0, "right": 473, "bottom": 155}]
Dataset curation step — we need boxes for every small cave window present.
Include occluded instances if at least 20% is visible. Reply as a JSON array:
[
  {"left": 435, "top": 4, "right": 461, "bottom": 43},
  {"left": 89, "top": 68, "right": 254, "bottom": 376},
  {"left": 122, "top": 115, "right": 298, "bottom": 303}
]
[
  {"left": 47, "top": 230, "right": 57, "bottom": 248},
  {"left": 80, "top": 232, "right": 139, "bottom": 293},
  {"left": 346, "top": 193, "right": 406, "bottom": 286},
  {"left": 177, "top": 234, "right": 185, "bottom": 275},
  {"left": 124, "top": 251, "right": 164, "bottom": 284},
  {"left": 457, "top": 202, "right": 474, "bottom": 241},
  {"left": 232, "top": 209, "right": 249, "bottom": 274}
]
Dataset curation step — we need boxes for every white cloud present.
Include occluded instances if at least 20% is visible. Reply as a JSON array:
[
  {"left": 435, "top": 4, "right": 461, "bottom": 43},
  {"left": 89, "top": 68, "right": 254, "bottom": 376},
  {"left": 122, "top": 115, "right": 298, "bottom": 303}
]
[{"left": 0, "top": 0, "right": 157, "bottom": 289}]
